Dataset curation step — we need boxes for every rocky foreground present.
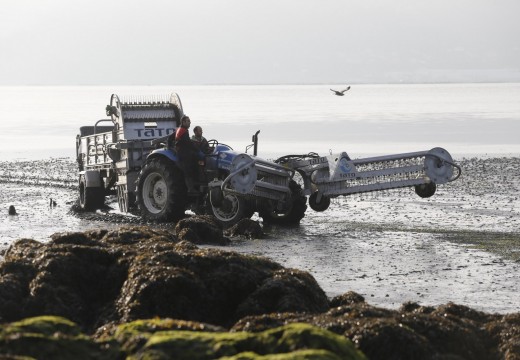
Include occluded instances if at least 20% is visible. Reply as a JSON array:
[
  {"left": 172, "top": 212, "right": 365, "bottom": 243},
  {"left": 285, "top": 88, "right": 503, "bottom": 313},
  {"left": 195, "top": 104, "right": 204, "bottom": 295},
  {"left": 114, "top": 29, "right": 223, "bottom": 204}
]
[{"left": 0, "top": 217, "right": 518, "bottom": 359}]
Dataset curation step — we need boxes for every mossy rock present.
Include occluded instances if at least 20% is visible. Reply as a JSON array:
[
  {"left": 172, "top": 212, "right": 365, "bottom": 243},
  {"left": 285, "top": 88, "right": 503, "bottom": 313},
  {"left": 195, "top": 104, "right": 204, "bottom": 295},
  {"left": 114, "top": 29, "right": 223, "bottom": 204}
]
[
  {"left": 0, "top": 316, "right": 121, "bottom": 360},
  {"left": 2, "top": 315, "right": 81, "bottom": 337},
  {"left": 113, "top": 318, "right": 225, "bottom": 353},
  {"left": 117, "top": 322, "right": 366, "bottom": 360},
  {"left": 220, "top": 349, "right": 354, "bottom": 359}
]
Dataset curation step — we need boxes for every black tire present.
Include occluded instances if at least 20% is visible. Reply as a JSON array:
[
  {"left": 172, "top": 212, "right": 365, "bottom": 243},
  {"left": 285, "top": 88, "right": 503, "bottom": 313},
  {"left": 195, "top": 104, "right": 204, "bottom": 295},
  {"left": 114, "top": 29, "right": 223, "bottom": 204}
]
[
  {"left": 136, "top": 158, "right": 187, "bottom": 222},
  {"left": 208, "top": 193, "right": 249, "bottom": 227},
  {"left": 259, "top": 180, "right": 307, "bottom": 225},
  {"left": 415, "top": 182, "right": 437, "bottom": 198},
  {"left": 309, "top": 191, "right": 330, "bottom": 212},
  {"left": 243, "top": 201, "right": 256, "bottom": 219},
  {"left": 78, "top": 175, "right": 105, "bottom": 211}
]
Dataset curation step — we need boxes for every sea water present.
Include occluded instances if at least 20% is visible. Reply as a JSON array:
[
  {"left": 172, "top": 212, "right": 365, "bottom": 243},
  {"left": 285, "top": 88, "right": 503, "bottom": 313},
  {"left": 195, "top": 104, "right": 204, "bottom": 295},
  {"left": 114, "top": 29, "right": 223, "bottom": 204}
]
[{"left": 0, "top": 83, "right": 519, "bottom": 161}]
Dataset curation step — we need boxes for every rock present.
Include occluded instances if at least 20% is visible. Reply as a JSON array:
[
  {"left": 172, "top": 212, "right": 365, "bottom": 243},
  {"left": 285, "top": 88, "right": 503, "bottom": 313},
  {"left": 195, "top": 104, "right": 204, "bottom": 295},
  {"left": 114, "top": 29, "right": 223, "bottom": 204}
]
[
  {"left": 0, "top": 316, "right": 121, "bottom": 360},
  {"left": 0, "top": 226, "right": 328, "bottom": 332},
  {"left": 231, "top": 299, "right": 516, "bottom": 360},
  {"left": 113, "top": 321, "right": 366, "bottom": 360},
  {"left": 0, "top": 318, "right": 366, "bottom": 360},
  {"left": 175, "top": 215, "right": 230, "bottom": 245},
  {"left": 234, "top": 268, "right": 329, "bottom": 320},
  {"left": 8, "top": 205, "right": 16, "bottom": 215},
  {"left": 398, "top": 301, "right": 435, "bottom": 314},
  {"left": 329, "top": 291, "right": 366, "bottom": 307},
  {"left": 96, "top": 317, "right": 226, "bottom": 353},
  {"left": 225, "top": 218, "right": 264, "bottom": 239},
  {"left": 486, "top": 312, "right": 520, "bottom": 359}
]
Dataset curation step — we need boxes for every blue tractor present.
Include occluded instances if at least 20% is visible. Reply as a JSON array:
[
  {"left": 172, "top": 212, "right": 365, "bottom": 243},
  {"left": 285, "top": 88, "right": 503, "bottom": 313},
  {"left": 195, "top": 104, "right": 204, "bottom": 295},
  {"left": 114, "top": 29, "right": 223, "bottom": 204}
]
[
  {"left": 76, "top": 93, "right": 307, "bottom": 227},
  {"left": 136, "top": 137, "right": 307, "bottom": 226}
]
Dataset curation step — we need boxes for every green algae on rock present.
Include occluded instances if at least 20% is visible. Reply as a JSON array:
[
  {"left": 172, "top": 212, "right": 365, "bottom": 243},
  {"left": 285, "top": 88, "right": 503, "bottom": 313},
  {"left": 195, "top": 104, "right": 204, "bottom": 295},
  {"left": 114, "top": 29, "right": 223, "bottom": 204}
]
[
  {"left": 0, "top": 318, "right": 365, "bottom": 360},
  {"left": 0, "top": 316, "right": 121, "bottom": 360},
  {"left": 116, "top": 322, "right": 366, "bottom": 360},
  {"left": 232, "top": 300, "right": 520, "bottom": 360}
]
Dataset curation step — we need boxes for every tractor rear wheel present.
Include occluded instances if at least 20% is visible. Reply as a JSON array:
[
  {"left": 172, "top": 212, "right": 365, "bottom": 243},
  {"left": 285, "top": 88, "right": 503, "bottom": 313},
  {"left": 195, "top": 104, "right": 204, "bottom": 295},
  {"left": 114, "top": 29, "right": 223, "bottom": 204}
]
[
  {"left": 259, "top": 180, "right": 307, "bottom": 225},
  {"left": 136, "top": 158, "right": 187, "bottom": 222},
  {"left": 78, "top": 175, "right": 105, "bottom": 211}
]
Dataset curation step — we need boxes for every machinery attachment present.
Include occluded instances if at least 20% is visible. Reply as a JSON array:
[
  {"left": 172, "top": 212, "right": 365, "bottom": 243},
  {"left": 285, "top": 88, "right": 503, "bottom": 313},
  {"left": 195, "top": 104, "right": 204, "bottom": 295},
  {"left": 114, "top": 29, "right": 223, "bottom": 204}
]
[{"left": 279, "top": 147, "right": 461, "bottom": 212}]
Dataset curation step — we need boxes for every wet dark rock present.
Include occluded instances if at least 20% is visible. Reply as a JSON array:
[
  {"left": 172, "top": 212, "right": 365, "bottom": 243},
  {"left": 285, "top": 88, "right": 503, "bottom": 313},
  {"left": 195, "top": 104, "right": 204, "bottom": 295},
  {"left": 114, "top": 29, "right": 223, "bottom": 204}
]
[
  {"left": 225, "top": 218, "right": 264, "bottom": 239},
  {"left": 399, "top": 301, "right": 436, "bottom": 314},
  {"left": 231, "top": 299, "right": 518, "bottom": 360},
  {"left": 433, "top": 301, "right": 495, "bottom": 323},
  {"left": 235, "top": 268, "right": 329, "bottom": 320},
  {"left": 486, "top": 312, "right": 520, "bottom": 360},
  {"left": 175, "top": 215, "right": 230, "bottom": 245},
  {"left": 330, "top": 291, "right": 366, "bottom": 307},
  {"left": 0, "top": 226, "right": 326, "bottom": 333}
]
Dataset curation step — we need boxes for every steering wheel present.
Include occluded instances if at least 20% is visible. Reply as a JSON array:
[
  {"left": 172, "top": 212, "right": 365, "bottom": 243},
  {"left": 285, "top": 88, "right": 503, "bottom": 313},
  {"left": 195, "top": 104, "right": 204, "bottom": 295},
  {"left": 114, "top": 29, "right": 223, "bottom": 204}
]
[{"left": 205, "top": 139, "right": 218, "bottom": 154}]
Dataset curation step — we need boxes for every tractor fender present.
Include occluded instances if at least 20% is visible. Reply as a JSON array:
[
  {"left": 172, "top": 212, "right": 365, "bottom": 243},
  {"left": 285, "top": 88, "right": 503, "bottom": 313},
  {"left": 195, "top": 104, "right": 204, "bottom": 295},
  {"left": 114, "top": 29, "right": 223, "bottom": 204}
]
[{"left": 146, "top": 148, "right": 179, "bottom": 164}]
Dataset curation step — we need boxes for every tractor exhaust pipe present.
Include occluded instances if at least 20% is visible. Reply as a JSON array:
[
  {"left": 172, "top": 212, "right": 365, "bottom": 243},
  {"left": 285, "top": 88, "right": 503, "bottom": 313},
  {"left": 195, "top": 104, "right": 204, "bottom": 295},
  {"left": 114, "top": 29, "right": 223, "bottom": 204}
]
[
  {"left": 253, "top": 130, "right": 260, "bottom": 156},
  {"left": 246, "top": 130, "right": 261, "bottom": 156}
]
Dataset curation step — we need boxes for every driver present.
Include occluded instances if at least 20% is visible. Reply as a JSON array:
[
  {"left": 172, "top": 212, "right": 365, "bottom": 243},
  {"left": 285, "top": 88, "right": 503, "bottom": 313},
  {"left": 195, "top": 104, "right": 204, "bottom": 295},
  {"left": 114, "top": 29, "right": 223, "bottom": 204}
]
[
  {"left": 191, "top": 126, "right": 210, "bottom": 154},
  {"left": 174, "top": 116, "right": 202, "bottom": 193}
]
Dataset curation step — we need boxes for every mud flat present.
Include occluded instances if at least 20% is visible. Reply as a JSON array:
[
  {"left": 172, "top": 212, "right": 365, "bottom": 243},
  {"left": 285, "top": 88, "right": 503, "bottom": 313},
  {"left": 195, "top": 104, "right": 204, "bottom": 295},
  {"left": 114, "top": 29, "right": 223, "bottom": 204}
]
[{"left": 0, "top": 156, "right": 519, "bottom": 315}]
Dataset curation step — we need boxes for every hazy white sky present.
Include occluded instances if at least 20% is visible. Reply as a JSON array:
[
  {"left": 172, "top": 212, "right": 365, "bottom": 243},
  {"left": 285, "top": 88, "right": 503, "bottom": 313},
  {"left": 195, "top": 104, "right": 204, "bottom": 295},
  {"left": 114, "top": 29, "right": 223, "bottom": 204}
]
[{"left": 1, "top": 0, "right": 519, "bottom": 85}]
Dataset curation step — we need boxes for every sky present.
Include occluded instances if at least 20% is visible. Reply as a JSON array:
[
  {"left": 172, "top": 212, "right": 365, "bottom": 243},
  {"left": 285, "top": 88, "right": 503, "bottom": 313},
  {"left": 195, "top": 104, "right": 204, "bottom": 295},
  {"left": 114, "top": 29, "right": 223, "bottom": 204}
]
[{"left": 1, "top": 0, "right": 519, "bottom": 85}]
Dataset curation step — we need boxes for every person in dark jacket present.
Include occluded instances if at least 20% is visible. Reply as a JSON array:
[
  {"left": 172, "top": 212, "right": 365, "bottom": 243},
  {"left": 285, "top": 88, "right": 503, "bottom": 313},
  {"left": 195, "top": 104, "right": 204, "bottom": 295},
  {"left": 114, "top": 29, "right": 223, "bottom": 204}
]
[
  {"left": 191, "top": 126, "right": 210, "bottom": 154},
  {"left": 174, "top": 116, "right": 201, "bottom": 193}
]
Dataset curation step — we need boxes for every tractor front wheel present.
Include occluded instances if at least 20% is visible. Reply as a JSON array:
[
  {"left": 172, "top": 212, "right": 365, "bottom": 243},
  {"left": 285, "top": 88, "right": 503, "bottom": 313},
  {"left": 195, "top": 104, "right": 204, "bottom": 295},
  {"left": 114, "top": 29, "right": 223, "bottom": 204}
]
[
  {"left": 209, "top": 193, "right": 249, "bottom": 227},
  {"left": 259, "top": 180, "right": 307, "bottom": 225}
]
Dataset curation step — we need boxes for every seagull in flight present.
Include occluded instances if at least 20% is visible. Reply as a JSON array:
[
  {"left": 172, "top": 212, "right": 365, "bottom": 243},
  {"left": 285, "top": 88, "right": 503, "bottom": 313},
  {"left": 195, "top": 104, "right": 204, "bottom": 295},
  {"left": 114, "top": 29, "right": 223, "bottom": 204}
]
[{"left": 330, "top": 86, "right": 351, "bottom": 96}]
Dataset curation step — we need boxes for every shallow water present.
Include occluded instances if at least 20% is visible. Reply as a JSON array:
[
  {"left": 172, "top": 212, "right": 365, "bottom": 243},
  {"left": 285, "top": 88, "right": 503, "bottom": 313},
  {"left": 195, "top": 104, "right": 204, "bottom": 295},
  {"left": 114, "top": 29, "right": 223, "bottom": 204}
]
[{"left": 1, "top": 83, "right": 519, "bottom": 160}]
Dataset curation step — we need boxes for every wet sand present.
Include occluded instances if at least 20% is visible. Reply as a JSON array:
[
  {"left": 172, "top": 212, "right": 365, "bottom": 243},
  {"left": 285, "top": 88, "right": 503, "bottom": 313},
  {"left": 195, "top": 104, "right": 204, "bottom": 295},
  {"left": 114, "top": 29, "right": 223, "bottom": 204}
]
[{"left": 0, "top": 156, "right": 519, "bottom": 313}]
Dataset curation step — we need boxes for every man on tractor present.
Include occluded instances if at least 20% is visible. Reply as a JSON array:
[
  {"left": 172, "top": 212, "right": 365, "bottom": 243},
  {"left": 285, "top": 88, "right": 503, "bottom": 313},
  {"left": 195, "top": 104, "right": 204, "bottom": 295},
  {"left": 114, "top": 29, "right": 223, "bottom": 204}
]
[
  {"left": 191, "top": 125, "right": 210, "bottom": 154},
  {"left": 173, "top": 116, "right": 203, "bottom": 193}
]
